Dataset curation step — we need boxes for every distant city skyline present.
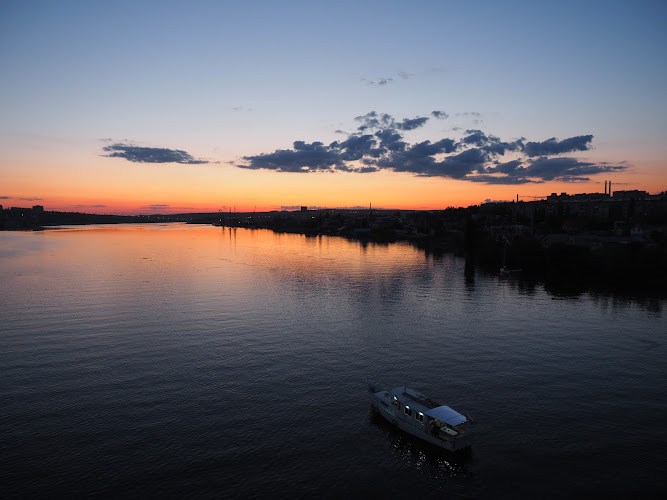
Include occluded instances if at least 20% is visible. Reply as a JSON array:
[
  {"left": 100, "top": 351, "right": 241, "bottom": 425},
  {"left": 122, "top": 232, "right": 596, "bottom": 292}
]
[{"left": 1, "top": 1, "right": 665, "bottom": 214}]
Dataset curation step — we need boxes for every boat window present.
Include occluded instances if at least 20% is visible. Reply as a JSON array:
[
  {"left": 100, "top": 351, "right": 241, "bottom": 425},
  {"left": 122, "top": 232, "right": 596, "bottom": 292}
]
[
  {"left": 404, "top": 406, "right": 412, "bottom": 416},
  {"left": 416, "top": 412, "right": 424, "bottom": 422}
]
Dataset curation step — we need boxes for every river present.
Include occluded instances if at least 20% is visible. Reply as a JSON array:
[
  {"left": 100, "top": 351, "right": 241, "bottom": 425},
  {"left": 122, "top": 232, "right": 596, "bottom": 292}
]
[{"left": 1, "top": 224, "right": 665, "bottom": 498}]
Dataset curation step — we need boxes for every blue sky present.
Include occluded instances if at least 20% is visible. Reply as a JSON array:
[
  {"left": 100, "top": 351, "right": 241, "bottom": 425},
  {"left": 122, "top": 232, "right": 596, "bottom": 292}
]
[{"left": 1, "top": 1, "right": 665, "bottom": 212}]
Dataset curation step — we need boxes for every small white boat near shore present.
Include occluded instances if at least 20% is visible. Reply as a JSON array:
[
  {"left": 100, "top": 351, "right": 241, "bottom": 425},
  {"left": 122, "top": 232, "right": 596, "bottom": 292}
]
[{"left": 368, "top": 383, "right": 472, "bottom": 451}]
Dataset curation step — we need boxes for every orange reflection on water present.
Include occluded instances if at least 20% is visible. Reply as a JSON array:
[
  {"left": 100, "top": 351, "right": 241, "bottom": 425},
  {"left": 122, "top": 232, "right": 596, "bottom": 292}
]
[{"left": 35, "top": 224, "right": 437, "bottom": 294}]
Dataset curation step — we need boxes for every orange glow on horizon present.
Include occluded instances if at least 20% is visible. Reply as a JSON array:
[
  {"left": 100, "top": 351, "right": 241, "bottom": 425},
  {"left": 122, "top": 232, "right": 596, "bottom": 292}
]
[{"left": 3, "top": 159, "right": 665, "bottom": 215}]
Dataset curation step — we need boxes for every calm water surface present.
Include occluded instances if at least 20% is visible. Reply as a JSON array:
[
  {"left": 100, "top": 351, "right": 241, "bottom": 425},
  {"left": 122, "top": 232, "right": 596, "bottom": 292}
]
[{"left": 1, "top": 224, "right": 665, "bottom": 498}]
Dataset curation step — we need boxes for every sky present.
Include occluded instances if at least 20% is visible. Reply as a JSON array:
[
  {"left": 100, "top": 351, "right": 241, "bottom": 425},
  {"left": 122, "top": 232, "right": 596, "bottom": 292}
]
[{"left": 1, "top": 0, "right": 666, "bottom": 214}]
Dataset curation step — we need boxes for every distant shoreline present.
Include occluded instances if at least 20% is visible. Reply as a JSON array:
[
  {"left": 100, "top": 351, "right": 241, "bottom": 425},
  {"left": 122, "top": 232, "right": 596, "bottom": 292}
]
[{"left": 3, "top": 203, "right": 666, "bottom": 295}]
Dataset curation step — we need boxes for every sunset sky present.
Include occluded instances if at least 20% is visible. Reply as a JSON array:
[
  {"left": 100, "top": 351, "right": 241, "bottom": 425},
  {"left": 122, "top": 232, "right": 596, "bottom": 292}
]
[{"left": 1, "top": 1, "right": 665, "bottom": 214}]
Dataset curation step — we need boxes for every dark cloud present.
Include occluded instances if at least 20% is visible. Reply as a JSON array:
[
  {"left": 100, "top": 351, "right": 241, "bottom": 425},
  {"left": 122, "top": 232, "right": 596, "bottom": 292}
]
[
  {"left": 102, "top": 143, "right": 211, "bottom": 164},
  {"left": 1, "top": 196, "right": 11, "bottom": 199},
  {"left": 354, "top": 112, "right": 429, "bottom": 132},
  {"left": 523, "top": 135, "right": 593, "bottom": 156},
  {"left": 376, "top": 145, "right": 487, "bottom": 179},
  {"left": 374, "top": 129, "right": 407, "bottom": 152},
  {"left": 240, "top": 140, "right": 340, "bottom": 173},
  {"left": 461, "top": 129, "right": 487, "bottom": 146},
  {"left": 236, "top": 112, "right": 625, "bottom": 184},
  {"left": 487, "top": 159, "right": 524, "bottom": 174},
  {"left": 396, "top": 116, "right": 429, "bottom": 130},
  {"left": 459, "top": 130, "right": 522, "bottom": 156},
  {"left": 525, "top": 156, "right": 624, "bottom": 181},
  {"left": 470, "top": 175, "right": 535, "bottom": 185},
  {"left": 19, "top": 197, "right": 44, "bottom": 201},
  {"left": 355, "top": 111, "right": 396, "bottom": 131},
  {"left": 410, "top": 139, "right": 457, "bottom": 156},
  {"left": 281, "top": 205, "right": 319, "bottom": 210},
  {"left": 436, "top": 148, "right": 488, "bottom": 178},
  {"left": 431, "top": 110, "right": 449, "bottom": 119},
  {"left": 333, "top": 134, "right": 384, "bottom": 160},
  {"left": 139, "top": 204, "right": 194, "bottom": 211}
]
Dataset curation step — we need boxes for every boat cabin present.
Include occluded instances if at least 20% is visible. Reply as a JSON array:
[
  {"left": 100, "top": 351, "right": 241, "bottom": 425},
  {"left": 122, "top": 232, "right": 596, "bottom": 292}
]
[{"left": 375, "top": 385, "right": 470, "bottom": 443}]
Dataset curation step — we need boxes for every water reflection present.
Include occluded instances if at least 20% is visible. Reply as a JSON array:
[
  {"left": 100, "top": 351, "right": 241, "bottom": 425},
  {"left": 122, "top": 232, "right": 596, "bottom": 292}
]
[
  {"left": 464, "top": 258, "right": 475, "bottom": 293},
  {"left": 587, "top": 290, "right": 663, "bottom": 315},
  {"left": 1, "top": 224, "right": 663, "bottom": 322},
  {"left": 368, "top": 408, "right": 470, "bottom": 478},
  {"left": 1, "top": 223, "right": 664, "bottom": 498}
]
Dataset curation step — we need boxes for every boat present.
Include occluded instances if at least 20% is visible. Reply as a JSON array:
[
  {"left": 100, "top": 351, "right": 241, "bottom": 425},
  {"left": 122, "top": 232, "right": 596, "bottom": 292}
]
[
  {"left": 368, "top": 383, "right": 472, "bottom": 451},
  {"left": 500, "top": 265, "right": 522, "bottom": 275},
  {"left": 500, "top": 243, "right": 522, "bottom": 275}
]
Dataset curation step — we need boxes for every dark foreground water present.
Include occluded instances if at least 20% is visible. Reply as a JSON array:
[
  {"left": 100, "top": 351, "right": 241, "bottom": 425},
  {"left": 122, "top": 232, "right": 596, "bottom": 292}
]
[{"left": 1, "top": 224, "right": 665, "bottom": 498}]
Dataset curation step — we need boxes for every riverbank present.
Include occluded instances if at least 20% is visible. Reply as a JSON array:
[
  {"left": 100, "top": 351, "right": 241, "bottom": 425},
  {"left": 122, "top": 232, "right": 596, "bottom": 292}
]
[{"left": 3, "top": 203, "right": 666, "bottom": 293}]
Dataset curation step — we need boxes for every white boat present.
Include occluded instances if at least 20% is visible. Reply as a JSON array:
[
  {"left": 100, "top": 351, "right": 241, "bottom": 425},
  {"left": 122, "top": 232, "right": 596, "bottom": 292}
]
[
  {"left": 500, "top": 265, "right": 522, "bottom": 275},
  {"left": 368, "top": 383, "right": 472, "bottom": 451}
]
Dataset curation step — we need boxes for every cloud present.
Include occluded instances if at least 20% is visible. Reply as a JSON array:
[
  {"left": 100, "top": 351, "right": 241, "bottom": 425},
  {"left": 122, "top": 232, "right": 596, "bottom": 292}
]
[
  {"left": 524, "top": 156, "right": 624, "bottom": 181},
  {"left": 455, "top": 111, "right": 482, "bottom": 125},
  {"left": 139, "top": 204, "right": 195, "bottom": 211},
  {"left": 363, "top": 69, "right": 415, "bottom": 86},
  {"left": 396, "top": 116, "right": 429, "bottom": 130},
  {"left": 374, "top": 129, "right": 407, "bottom": 152},
  {"left": 487, "top": 159, "right": 524, "bottom": 174},
  {"left": 354, "top": 112, "right": 429, "bottom": 132},
  {"left": 431, "top": 110, "right": 449, "bottom": 119},
  {"left": 523, "top": 135, "right": 593, "bottom": 156},
  {"left": 361, "top": 77, "right": 394, "bottom": 86},
  {"left": 467, "top": 174, "right": 536, "bottom": 185},
  {"left": 102, "top": 143, "right": 211, "bottom": 164},
  {"left": 19, "top": 197, "right": 43, "bottom": 201},
  {"left": 436, "top": 148, "right": 489, "bottom": 178},
  {"left": 281, "top": 205, "right": 325, "bottom": 210},
  {"left": 143, "top": 204, "right": 171, "bottom": 209},
  {"left": 236, "top": 112, "right": 626, "bottom": 184},
  {"left": 239, "top": 140, "right": 340, "bottom": 173},
  {"left": 0, "top": 196, "right": 10, "bottom": 199},
  {"left": 355, "top": 111, "right": 396, "bottom": 131},
  {"left": 460, "top": 130, "right": 523, "bottom": 156}
]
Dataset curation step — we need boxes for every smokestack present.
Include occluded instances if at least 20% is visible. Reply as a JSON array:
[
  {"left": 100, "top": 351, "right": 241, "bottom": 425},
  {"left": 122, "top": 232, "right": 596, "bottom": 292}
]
[
  {"left": 609, "top": 182, "right": 612, "bottom": 196},
  {"left": 517, "top": 194, "right": 519, "bottom": 203},
  {"left": 604, "top": 180, "right": 607, "bottom": 195}
]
